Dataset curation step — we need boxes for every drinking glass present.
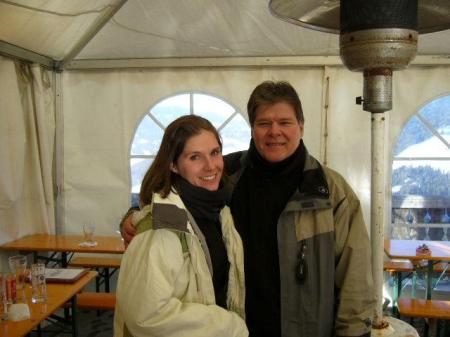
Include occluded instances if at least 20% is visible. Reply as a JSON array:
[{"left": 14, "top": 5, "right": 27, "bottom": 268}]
[
  {"left": 31, "top": 263, "right": 47, "bottom": 303},
  {"left": 8, "top": 255, "right": 27, "bottom": 302},
  {"left": 83, "top": 224, "right": 95, "bottom": 243},
  {"left": 0, "top": 272, "right": 6, "bottom": 320}
]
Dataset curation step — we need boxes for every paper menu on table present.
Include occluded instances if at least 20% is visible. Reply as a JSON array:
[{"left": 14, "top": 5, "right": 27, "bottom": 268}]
[{"left": 45, "top": 268, "right": 88, "bottom": 283}]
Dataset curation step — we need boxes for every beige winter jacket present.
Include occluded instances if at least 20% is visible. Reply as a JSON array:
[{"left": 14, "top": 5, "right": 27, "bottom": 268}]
[{"left": 114, "top": 191, "right": 247, "bottom": 337}]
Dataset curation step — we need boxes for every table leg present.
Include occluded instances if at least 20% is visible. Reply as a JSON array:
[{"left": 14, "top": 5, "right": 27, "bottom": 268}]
[
  {"left": 426, "top": 262, "right": 433, "bottom": 300},
  {"left": 391, "top": 272, "right": 400, "bottom": 316},
  {"left": 105, "top": 268, "right": 110, "bottom": 293},
  {"left": 428, "top": 318, "right": 438, "bottom": 337},
  {"left": 95, "top": 270, "right": 100, "bottom": 292},
  {"left": 411, "top": 270, "right": 417, "bottom": 298},
  {"left": 71, "top": 295, "right": 78, "bottom": 337},
  {"left": 61, "top": 252, "right": 68, "bottom": 268}
]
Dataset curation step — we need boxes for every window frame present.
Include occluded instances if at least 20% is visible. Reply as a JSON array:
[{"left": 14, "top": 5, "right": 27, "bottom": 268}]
[{"left": 128, "top": 91, "right": 251, "bottom": 200}]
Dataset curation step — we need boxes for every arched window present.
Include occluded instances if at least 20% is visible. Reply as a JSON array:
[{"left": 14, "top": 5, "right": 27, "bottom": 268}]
[
  {"left": 129, "top": 92, "right": 251, "bottom": 205},
  {"left": 391, "top": 95, "right": 450, "bottom": 240}
]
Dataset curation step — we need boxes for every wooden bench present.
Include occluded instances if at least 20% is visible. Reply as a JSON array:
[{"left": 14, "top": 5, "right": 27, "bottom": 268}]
[
  {"left": 397, "top": 298, "right": 450, "bottom": 337},
  {"left": 423, "top": 262, "right": 449, "bottom": 274},
  {"left": 69, "top": 257, "right": 121, "bottom": 293},
  {"left": 397, "top": 298, "right": 450, "bottom": 319},
  {"left": 76, "top": 292, "right": 116, "bottom": 310},
  {"left": 384, "top": 260, "right": 414, "bottom": 273},
  {"left": 384, "top": 260, "right": 449, "bottom": 275},
  {"left": 384, "top": 260, "right": 414, "bottom": 314}
]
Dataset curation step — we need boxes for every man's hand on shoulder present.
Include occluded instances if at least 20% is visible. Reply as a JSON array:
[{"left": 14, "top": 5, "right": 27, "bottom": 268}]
[
  {"left": 122, "top": 214, "right": 136, "bottom": 247},
  {"left": 120, "top": 207, "right": 138, "bottom": 247}
]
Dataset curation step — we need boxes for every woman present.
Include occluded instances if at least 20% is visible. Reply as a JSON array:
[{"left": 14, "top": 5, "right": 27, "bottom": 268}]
[{"left": 114, "top": 115, "right": 247, "bottom": 337}]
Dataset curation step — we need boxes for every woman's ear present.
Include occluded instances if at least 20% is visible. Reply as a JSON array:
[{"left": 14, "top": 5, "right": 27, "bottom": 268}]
[{"left": 169, "top": 162, "right": 179, "bottom": 174}]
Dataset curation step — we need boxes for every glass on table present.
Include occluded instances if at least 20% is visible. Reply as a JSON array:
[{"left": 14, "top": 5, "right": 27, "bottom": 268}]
[
  {"left": 0, "top": 272, "right": 7, "bottom": 320},
  {"left": 8, "top": 255, "right": 28, "bottom": 303},
  {"left": 83, "top": 223, "right": 96, "bottom": 243},
  {"left": 80, "top": 223, "right": 97, "bottom": 247},
  {"left": 31, "top": 263, "right": 47, "bottom": 303}
]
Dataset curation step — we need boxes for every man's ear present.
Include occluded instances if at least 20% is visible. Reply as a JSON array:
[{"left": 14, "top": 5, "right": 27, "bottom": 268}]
[{"left": 169, "top": 162, "right": 179, "bottom": 174}]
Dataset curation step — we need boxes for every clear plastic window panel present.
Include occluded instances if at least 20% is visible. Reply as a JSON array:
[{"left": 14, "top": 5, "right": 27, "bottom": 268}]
[
  {"left": 151, "top": 94, "right": 190, "bottom": 127},
  {"left": 193, "top": 93, "right": 234, "bottom": 128},
  {"left": 131, "top": 115, "right": 164, "bottom": 156},
  {"left": 220, "top": 114, "right": 251, "bottom": 154}
]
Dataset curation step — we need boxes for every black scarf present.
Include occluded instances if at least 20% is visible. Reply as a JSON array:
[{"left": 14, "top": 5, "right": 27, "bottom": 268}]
[
  {"left": 178, "top": 178, "right": 229, "bottom": 222},
  {"left": 231, "top": 139, "right": 306, "bottom": 337},
  {"left": 178, "top": 178, "right": 230, "bottom": 309}
]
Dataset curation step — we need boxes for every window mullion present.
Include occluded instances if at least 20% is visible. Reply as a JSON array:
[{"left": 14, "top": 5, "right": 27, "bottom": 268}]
[
  {"left": 417, "top": 113, "right": 450, "bottom": 149},
  {"left": 147, "top": 113, "right": 165, "bottom": 130},
  {"left": 217, "top": 111, "right": 238, "bottom": 132}
]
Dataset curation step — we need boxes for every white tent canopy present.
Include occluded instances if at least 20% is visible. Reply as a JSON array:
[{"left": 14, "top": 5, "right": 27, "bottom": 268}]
[
  {"left": 1, "top": 0, "right": 450, "bottom": 68},
  {"left": 1, "top": 0, "right": 450, "bottom": 272}
]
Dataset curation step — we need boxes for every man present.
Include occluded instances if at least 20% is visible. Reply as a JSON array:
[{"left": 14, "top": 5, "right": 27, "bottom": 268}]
[{"left": 121, "top": 81, "right": 375, "bottom": 337}]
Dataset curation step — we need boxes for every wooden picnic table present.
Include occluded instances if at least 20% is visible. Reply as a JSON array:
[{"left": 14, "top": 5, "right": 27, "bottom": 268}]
[
  {"left": 0, "top": 271, "right": 97, "bottom": 337},
  {"left": 0, "top": 234, "right": 125, "bottom": 267},
  {"left": 384, "top": 239, "right": 450, "bottom": 299}
]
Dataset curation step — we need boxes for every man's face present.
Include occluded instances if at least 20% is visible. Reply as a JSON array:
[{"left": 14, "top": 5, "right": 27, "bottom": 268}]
[{"left": 252, "top": 101, "right": 303, "bottom": 163}]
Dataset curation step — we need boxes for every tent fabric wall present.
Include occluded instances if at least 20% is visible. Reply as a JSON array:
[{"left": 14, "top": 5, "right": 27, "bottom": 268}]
[
  {"left": 1, "top": 54, "right": 449, "bottom": 253},
  {"left": 0, "top": 57, "right": 56, "bottom": 269},
  {"left": 61, "top": 65, "right": 450, "bottom": 236},
  {"left": 61, "top": 67, "right": 325, "bottom": 235}
]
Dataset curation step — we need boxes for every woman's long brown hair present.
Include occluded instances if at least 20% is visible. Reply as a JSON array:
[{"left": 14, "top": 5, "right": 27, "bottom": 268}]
[{"left": 139, "top": 115, "right": 222, "bottom": 205}]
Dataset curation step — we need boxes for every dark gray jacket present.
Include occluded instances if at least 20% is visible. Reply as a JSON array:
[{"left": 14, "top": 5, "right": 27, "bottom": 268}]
[{"left": 225, "top": 147, "right": 375, "bottom": 337}]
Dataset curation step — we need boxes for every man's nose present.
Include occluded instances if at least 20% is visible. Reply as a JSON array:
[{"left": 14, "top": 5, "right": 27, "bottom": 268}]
[{"left": 269, "top": 123, "right": 281, "bottom": 135}]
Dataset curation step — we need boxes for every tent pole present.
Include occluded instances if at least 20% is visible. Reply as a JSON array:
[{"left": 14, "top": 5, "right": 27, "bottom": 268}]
[
  {"left": 54, "top": 72, "right": 64, "bottom": 234},
  {"left": 0, "top": 41, "right": 54, "bottom": 69},
  {"left": 58, "top": 0, "right": 128, "bottom": 70}
]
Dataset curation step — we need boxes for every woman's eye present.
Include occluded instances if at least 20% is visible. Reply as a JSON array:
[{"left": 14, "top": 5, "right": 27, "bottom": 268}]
[
  {"left": 189, "top": 155, "right": 199, "bottom": 160},
  {"left": 211, "top": 149, "right": 221, "bottom": 156}
]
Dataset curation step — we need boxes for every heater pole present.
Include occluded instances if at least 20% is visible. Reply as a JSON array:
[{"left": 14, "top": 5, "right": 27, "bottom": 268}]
[
  {"left": 362, "top": 68, "right": 393, "bottom": 326},
  {"left": 363, "top": 70, "right": 418, "bottom": 337},
  {"left": 371, "top": 112, "right": 386, "bottom": 326}
]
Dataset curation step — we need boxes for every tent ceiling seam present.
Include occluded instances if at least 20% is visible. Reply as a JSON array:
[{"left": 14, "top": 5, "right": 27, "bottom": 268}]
[{"left": 0, "top": 0, "right": 116, "bottom": 17}]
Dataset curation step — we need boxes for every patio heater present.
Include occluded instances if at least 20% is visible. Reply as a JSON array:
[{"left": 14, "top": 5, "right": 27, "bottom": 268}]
[{"left": 269, "top": 0, "right": 450, "bottom": 336}]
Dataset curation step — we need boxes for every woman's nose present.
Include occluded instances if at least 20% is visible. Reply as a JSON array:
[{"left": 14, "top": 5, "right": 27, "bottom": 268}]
[{"left": 204, "top": 156, "right": 214, "bottom": 170}]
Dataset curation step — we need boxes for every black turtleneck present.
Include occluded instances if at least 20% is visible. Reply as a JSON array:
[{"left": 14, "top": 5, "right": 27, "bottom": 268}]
[
  {"left": 231, "top": 140, "right": 306, "bottom": 337},
  {"left": 178, "top": 178, "right": 231, "bottom": 309}
]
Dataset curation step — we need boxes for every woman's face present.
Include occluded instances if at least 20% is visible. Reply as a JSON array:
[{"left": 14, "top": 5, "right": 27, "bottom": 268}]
[{"left": 170, "top": 130, "right": 224, "bottom": 191}]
